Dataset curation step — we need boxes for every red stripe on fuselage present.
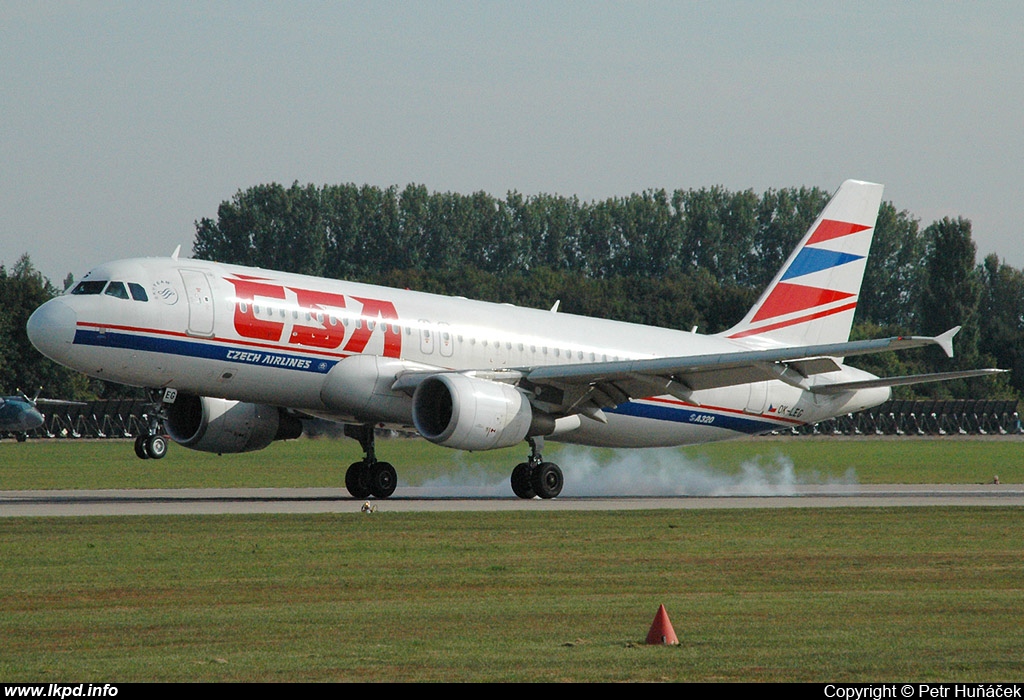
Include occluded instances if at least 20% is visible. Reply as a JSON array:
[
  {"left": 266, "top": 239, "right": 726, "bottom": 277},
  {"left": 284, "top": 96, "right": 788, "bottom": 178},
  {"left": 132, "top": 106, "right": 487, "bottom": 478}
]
[{"left": 639, "top": 395, "right": 804, "bottom": 426}]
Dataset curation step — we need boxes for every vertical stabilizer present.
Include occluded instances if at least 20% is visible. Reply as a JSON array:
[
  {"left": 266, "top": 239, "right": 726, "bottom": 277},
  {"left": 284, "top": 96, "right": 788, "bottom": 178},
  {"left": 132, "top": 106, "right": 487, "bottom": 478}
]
[{"left": 722, "top": 179, "right": 884, "bottom": 348}]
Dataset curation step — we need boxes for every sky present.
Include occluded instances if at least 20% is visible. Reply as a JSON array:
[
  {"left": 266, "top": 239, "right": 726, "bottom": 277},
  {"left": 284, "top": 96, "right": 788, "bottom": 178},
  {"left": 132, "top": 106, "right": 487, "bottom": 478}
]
[{"left": 3, "top": 2, "right": 1022, "bottom": 286}]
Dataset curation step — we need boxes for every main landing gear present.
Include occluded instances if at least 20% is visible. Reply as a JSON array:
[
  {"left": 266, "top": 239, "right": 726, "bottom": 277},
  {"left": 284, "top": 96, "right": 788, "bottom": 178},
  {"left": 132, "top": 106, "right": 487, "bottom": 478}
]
[
  {"left": 340, "top": 428, "right": 563, "bottom": 501},
  {"left": 343, "top": 424, "right": 397, "bottom": 500},
  {"left": 134, "top": 389, "right": 170, "bottom": 460},
  {"left": 510, "top": 437, "right": 563, "bottom": 499}
]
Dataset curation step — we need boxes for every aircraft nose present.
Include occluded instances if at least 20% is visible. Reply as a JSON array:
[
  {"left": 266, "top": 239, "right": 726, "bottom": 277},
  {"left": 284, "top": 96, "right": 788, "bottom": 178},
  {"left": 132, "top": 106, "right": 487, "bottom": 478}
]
[{"left": 27, "top": 299, "right": 77, "bottom": 363}]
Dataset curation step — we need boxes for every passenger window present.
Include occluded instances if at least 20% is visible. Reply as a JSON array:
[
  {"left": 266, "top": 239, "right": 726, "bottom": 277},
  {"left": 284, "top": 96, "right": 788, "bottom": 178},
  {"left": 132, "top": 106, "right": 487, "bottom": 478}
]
[
  {"left": 128, "top": 283, "right": 149, "bottom": 302},
  {"left": 104, "top": 282, "right": 130, "bottom": 300},
  {"left": 71, "top": 280, "right": 107, "bottom": 295}
]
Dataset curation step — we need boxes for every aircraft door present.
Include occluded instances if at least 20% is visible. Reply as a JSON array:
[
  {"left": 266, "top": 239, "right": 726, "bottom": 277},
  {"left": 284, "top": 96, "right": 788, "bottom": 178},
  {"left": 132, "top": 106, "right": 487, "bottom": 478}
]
[
  {"left": 179, "top": 270, "right": 215, "bottom": 337},
  {"left": 744, "top": 381, "right": 768, "bottom": 415}
]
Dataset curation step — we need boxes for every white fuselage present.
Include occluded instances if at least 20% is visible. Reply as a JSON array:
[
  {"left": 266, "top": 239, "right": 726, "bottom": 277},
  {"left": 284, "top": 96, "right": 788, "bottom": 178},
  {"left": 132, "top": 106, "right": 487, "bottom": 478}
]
[{"left": 28, "top": 256, "right": 889, "bottom": 448}]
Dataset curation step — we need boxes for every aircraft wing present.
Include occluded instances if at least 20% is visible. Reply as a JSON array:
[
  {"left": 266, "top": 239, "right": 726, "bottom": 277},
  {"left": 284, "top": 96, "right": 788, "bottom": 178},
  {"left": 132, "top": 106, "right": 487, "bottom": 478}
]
[
  {"left": 391, "top": 327, "right": 1001, "bottom": 420},
  {"left": 514, "top": 327, "right": 988, "bottom": 418}
]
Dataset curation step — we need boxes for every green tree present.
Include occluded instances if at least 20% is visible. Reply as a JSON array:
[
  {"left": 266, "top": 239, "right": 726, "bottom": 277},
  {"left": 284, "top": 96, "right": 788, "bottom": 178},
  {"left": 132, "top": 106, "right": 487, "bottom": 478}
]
[
  {"left": 750, "top": 186, "right": 830, "bottom": 290},
  {"left": 913, "top": 217, "right": 985, "bottom": 398},
  {"left": 0, "top": 255, "right": 94, "bottom": 400},
  {"left": 978, "top": 254, "right": 1024, "bottom": 395},
  {"left": 357, "top": 184, "right": 402, "bottom": 275},
  {"left": 919, "top": 217, "right": 981, "bottom": 361},
  {"left": 321, "top": 183, "right": 364, "bottom": 280},
  {"left": 857, "top": 202, "right": 925, "bottom": 328},
  {"left": 194, "top": 182, "right": 327, "bottom": 276}
]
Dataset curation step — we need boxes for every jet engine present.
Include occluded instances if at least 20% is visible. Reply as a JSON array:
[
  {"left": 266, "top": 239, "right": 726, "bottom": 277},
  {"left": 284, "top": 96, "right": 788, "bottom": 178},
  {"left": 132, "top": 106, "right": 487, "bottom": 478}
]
[
  {"left": 164, "top": 393, "right": 303, "bottom": 454},
  {"left": 412, "top": 374, "right": 535, "bottom": 451}
]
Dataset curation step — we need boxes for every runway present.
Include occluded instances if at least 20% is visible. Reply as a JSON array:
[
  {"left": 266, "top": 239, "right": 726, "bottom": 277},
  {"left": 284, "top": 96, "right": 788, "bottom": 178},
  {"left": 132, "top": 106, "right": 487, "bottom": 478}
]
[{"left": 2, "top": 483, "right": 1022, "bottom": 516}]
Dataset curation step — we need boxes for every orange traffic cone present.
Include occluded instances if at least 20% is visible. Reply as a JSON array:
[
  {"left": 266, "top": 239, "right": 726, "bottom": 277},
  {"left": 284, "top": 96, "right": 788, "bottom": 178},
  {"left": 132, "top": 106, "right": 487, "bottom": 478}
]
[{"left": 645, "top": 604, "right": 679, "bottom": 645}]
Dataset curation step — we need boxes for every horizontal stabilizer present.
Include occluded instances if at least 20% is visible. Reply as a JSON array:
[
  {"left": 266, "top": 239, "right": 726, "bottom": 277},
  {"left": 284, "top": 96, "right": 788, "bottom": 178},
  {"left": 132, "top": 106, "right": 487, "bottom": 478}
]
[
  {"left": 934, "top": 326, "right": 961, "bottom": 358},
  {"left": 810, "top": 368, "right": 1007, "bottom": 395}
]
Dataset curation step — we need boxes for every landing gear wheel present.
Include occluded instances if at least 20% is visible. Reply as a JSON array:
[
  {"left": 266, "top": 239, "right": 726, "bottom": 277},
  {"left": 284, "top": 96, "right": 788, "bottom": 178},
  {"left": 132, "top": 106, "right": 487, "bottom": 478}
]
[
  {"left": 511, "top": 462, "right": 536, "bottom": 499},
  {"left": 368, "top": 461, "right": 397, "bottom": 499},
  {"left": 145, "top": 434, "right": 168, "bottom": 459},
  {"left": 530, "top": 461, "right": 563, "bottom": 499},
  {"left": 345, "top": 461, "right": 372, "bottom": 499},
  {"left": 134, "top": 435, "right": 151, "bottom": 459}
]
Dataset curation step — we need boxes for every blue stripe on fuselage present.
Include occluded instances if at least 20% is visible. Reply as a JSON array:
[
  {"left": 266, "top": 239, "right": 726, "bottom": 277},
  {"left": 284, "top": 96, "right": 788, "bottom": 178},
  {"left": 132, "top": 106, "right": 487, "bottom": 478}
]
[
  {"left": 607, "top": 400, "right": 784, "bottom": 435},
  {"left": 73, "top": 329, "right": 338, "bottom": 374}
]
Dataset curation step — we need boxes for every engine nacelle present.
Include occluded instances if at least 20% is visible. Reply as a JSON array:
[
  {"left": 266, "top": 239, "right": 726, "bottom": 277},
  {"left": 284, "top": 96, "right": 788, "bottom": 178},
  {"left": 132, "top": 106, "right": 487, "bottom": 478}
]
[
  {"left": 412, "top": 374, "right": 534, "bottom": 451},
  {"left": 164, "top": 394, "right": 302, "bottom": 454}
]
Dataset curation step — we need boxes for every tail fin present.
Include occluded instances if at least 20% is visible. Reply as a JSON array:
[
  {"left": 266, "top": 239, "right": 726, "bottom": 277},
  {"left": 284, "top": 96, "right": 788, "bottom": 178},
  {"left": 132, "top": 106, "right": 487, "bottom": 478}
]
[{"left": 722, "top": 179, "right": 884, "bottom": 347}]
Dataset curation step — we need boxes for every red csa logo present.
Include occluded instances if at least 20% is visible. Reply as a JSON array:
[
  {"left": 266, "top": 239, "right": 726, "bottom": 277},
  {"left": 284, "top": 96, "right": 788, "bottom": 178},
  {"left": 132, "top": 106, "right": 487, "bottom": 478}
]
[{"left": 227, "top": 276, "right": 402, "bottom": 358}]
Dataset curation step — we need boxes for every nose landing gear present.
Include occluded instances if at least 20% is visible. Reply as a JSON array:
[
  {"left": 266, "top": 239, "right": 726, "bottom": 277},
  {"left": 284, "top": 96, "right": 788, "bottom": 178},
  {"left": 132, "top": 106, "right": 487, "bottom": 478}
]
[{"left": 134, "top": 388, "right": 172, "bottom": 460}]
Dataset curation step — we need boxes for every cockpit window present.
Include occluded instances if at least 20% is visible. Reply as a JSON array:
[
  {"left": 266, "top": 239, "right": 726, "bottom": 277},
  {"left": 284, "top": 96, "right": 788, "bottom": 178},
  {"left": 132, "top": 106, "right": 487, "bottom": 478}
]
[
  {"left": 71, "top": 281, "right": 107, "bottom": 295},
  {"left": 104, "top": 282, "right": 130, "bottom": 300},
  {"left": 128, "top": 283, "right": 148, "bottom": 302}
]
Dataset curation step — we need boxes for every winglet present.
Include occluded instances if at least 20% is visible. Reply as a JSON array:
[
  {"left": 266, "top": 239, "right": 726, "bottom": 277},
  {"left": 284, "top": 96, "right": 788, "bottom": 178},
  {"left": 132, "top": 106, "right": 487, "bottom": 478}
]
[
  {"left": 550, "top": 300, "right": 560, "bottom": 313},
  {"left": 935, "top": 326, "right": 960, "bottom": 358},
  {"left": 171, "top": 245, "right": 181, "bottom": 261}
]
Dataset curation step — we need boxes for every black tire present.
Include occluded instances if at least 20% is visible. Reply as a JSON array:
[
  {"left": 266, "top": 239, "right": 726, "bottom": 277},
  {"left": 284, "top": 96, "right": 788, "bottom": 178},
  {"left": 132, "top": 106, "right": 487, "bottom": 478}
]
[
  {"left": 530, "top": 461, "right": 563, "bottom": 499},
  {"left": 145, "top": 434, "right": 168, "bottom": 459},
  {"left": 345, "top": 461, "right": 372, "bottom": 499},
  {"left": 368, "top": 461, "right": 397, "bottom": 499},
  {"left": 16, "top": 433, "right": 27, "bottom": 443},
  {"left": 134, "top": 435, "right": 150, "bottom": 459},
  {"left": 510, "top": 462, "right": 536, "bottom": 499}
]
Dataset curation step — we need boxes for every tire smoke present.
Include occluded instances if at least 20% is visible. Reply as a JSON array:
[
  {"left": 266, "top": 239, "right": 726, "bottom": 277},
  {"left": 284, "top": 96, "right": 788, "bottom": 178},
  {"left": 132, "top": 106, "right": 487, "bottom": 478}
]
[{"left": 415, "top": 446, "right": 857, "bottom": 498}]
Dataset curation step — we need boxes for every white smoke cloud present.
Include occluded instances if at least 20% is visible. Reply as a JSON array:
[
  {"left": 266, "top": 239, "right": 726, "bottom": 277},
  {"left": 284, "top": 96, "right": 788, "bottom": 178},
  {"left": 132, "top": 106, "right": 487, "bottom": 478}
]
[{"left": 413, "top": 446, "right": 858, "bottom": 498}]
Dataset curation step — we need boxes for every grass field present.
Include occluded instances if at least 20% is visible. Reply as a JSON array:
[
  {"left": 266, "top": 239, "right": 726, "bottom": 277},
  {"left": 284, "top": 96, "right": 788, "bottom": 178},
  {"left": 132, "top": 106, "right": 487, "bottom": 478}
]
[
  {"left": 1, "top": 433, "right": 1022, "bottom": 490},
  {"left": 1, "top": 437, "right": 1023, "bottom": 682}
]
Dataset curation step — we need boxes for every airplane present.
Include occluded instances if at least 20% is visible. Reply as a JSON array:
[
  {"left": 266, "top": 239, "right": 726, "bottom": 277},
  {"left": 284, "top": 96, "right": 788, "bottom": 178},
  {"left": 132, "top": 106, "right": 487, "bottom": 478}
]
[
  {"left": 0, "top": 392, "right": 45, "bottom": 441},
  {"left": 26, "top": 179, "right": 1003, "bottom": 498},
  {"left": 0, "top": 389, "right": 82, "bottom": 442}
]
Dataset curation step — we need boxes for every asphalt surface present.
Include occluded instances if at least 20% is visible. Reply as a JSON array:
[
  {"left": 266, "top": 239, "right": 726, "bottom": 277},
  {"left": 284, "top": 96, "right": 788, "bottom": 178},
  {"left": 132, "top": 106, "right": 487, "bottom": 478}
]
[{"left": 2, "top": 483, "right": 1022, "bottom": 516}]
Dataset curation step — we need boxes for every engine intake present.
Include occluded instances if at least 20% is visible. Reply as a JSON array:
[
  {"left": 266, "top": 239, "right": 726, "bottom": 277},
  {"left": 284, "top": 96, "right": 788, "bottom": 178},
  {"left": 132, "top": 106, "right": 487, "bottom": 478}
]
[
  {"left": 164, "top": 393, "right": 302, "bottom": 454},
  {"left": 412, "top": 374, "right": 533, "bottom": 451}
]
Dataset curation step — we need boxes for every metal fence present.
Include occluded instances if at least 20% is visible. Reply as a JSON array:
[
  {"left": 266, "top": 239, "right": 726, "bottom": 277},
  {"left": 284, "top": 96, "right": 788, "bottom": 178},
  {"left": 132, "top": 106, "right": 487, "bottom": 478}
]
[
  {"left": 2, "top": 398, "right": 1021, "bottom": 441},
  {"left": 11, "top": 400, "right": 153, "bottom": 440},
  {"left": 787, "top": 399, "right": 1022, "bottom": 436}
]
